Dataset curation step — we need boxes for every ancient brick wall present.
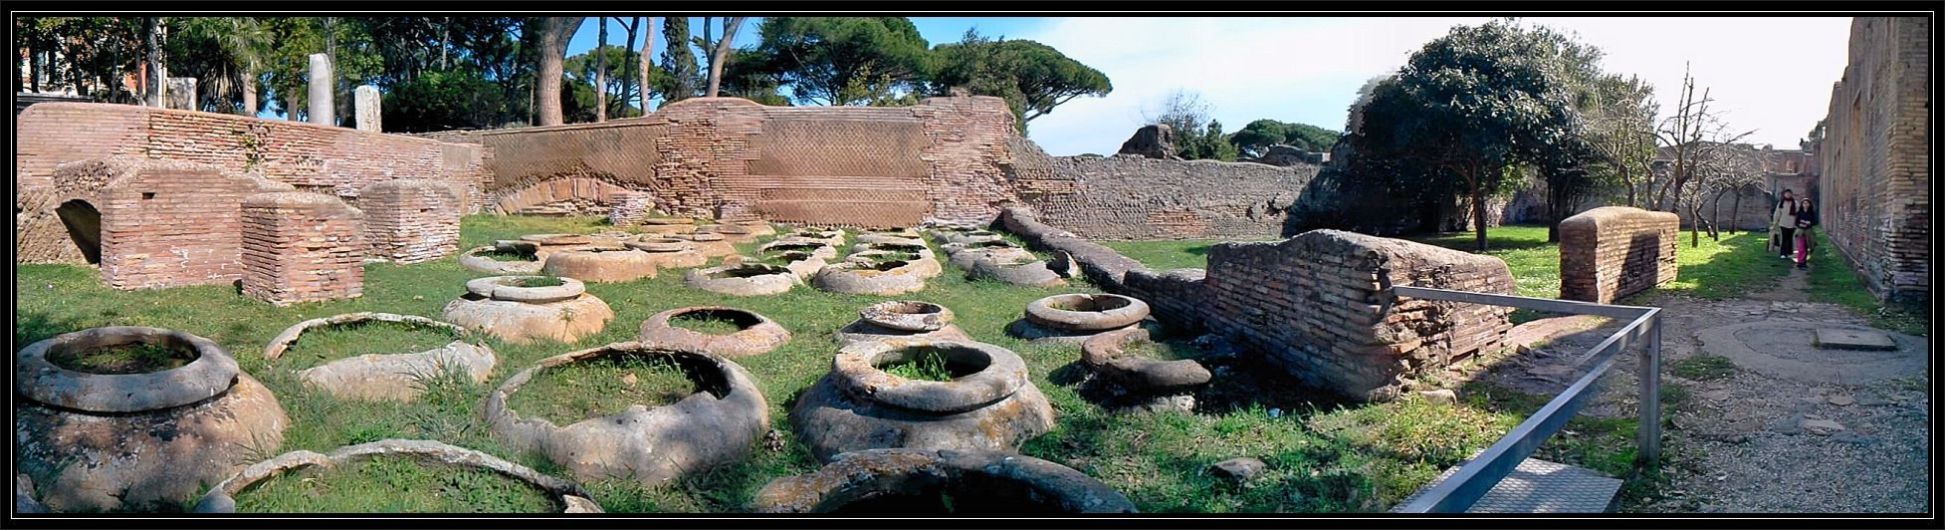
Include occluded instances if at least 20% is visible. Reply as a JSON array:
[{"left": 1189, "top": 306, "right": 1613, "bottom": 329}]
[
  {"left": 15, "top": 103, "right": 485, "bottom": 206},
  {"left": 1202, "top": 230, "right": 1516, "bottom": 401},
  {"left": 1817, "top": 16, "right": 1931, "bottom": 304},
  {"left": 1558, "top": 206, "right": 1680, "bottom": 303},
  {"left": 241, "top": 192, "right": 366, "bottom": 305},
  {"left": 469, "top": 96, "right": 1018, "bottom": 226},
  {"left": 1011, "top": 153, "right": 1320, "bottom": 240},
  {"left": 93, "top": 160, "right": 296, "bottom": 290},
  {"left": 359, "top": 179, "right": 460, "bottom": 264}
]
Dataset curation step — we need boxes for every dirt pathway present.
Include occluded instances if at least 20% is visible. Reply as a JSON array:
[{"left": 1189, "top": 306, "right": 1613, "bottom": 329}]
[
  {"left": 1477, "top": 261, "right": 1928, "bottom": 513},
  {"left": 1622, "top": 273, "right": 1930, "bottom": 513}
]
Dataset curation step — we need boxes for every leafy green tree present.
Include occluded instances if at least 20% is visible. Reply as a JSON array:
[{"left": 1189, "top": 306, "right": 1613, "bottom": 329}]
[
  {"left": 1355, "top": 19, "right": 1584, "bottom": 251},
  {"left": 750, "top": 17, "right": 929, "bottom": 106},
  {"left": 568, "top": 45, "right": 645, "bottom": 118},
  {"left": 1228, "top": 119, "right": 1342, "bottom": 158},
  {"left": 660, "top": 16, "right": 700, "bottom": 102},
  {"left": 717, "top": 48, "right": 791, "bottom": 106},
  {"left": 170, "top": 17, "right": 270, "bottom": 114},
  {"left": 925, "top": 30, "right": 1111, "bottom": 130},
  {"left": 384, "top": 68, "right": 508, "bottom": 132}
]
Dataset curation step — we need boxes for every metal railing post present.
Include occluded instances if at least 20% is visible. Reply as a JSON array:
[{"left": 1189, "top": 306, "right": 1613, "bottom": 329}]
[{"left": 1636, "top": 313, "right": 1663, "bottom": 469}]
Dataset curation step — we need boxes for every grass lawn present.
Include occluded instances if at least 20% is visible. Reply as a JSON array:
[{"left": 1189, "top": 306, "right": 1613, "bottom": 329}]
[
  {"left": 1804, "top": 231, "right": 1930, "bottom": 337},
  {"left": 18, "top": 215, "right": 1590, "bottom": 514}
]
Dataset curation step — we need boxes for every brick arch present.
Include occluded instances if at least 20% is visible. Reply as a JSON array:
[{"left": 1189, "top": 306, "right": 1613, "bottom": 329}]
[
  {"left": 488, "top": 175, "right": 650, "bottom": 216},
  {"left": 16, "top": 156, "right": 148, "bottom": 264}
]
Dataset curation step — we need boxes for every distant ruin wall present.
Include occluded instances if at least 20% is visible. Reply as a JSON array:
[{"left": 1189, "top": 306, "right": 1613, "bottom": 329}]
[
  {"left": 15, "top": 103, "right": 485, "bottom": 205},
  {"left": 466, "top": 96, "right": 1021, "bottom": 226},
  {"left": 1559, "top": 206, "right": 1680, "bottom": 304},
  {"left": 1817, "top": 16, "right": 1930, "bottom": 304},
  {"left": 1203, "top": 230, "right": 1516, "bottom": 401},
  {"left": 1013, "top": 154, "right": 1320, "bottom": 240},
  {"left": 15, "top": 104, "right": 484, "bottom": 267}
]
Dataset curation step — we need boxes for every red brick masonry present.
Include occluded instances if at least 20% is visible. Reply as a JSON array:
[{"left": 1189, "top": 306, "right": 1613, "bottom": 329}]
[{"left": 1558, "top": 206, "right": 1680, "bottom": 304}]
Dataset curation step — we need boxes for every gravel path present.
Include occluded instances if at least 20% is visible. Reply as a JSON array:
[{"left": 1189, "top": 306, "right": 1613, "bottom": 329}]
[
  {"left": 1623, "top": 273, "right": 1930, "bottom": 513},
  {"left": 1475, "top": 266, "right": 1929, "bottom": 513}
]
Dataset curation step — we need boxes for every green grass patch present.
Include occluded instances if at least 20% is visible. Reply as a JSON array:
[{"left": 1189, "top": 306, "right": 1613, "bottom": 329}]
[
  {"left": 881, "top": 349, "right": 958, "bottom": 382},
  {"left": 511, "top": 276, "right": 566, "bottom": 288},
  {"left": 1654, "top": 230, "right": 1785, "bottom": 300},
  {"left": 1098, "top": 240, "right": 1223, "bottom": 271},
  {"left": 46, "top": 342, "right": 192, "bottom": 374},
  {"left": 1123, "top": 340, "right": 1203, "bottom": 362},
  {"left": 1409, "top": 225, "right": 1560, "bottom": 299},
  {"left": 232, "top": 455, "right": 557, "bottom": 513},
  {"left": 279, "top": 320, "right": 462, "bottom": 370},
  {"left": 670, "top": 312, "right": 747, "bottom": 335},
  {"left": 16, "top": 215, "right": 1636, "bottom": 514},
  {"left": 505, "top": 354, "right": 698, "bottom": 426},
  {"left": 1805, "top": 231, "right": 1929, "bottom": 336},
  {"left": 1669, "top": 355, "right": 1737, "bottom": 381}
]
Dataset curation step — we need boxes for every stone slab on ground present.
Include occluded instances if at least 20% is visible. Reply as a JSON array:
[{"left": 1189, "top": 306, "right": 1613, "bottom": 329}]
[
  {"left": 1813, "top": 328, "right": 1899, "bottom": 351},
  {"left": 1694, "top": 321, "right": 1927, "bottom": 385}
]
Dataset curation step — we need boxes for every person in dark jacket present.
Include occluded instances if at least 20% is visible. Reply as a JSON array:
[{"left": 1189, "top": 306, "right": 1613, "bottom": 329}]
[{"left": 1793, "top": 197, "right": 1818, "bottom": 270}]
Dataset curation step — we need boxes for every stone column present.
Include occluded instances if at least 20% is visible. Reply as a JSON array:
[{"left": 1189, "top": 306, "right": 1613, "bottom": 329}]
[
  {"left": 354, "top": 85, "right": 382, "bottom": 132},
  {"left": 165, "top": 77, "right": 197, "bottom": 110},
  {"left": 307, "top": 53, "right": 333, "bottom": 125}
]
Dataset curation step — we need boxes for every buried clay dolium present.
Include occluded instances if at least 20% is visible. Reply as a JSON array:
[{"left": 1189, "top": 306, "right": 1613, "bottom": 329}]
[
  {"left": 790, "top": 339, "right": 1055, "bottom": 462},
  {"left": 685, "top": 263, "right": 799, "bottom": 296},
  {"left": 441, "top": 276, "right": 614, "bottom": 344},
  {"left": 835, "top": 301, "right": 972, "bottom": 346},
  {"left": 195, "top": 439, "right": 602, "bottom": 513},
  {"left": 261, "top": 312, "right": 496, "bottom": 402},
  {"left": 751, "top": 448, "right": 1137, "bottom": 513},
  {"left": 486, "top": 342, "right": 769, "bottom": 485},
  {"left": 16, "top": 327, "right": 289, "bottom": 512},
  {"left": 638, "top": 306, "right": 792, "bottom": 358}
]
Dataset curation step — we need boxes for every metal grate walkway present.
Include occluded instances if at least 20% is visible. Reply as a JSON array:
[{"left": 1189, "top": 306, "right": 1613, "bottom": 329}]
[{"left": 1392, "top": 457, "right": 1622, "bottom": 513}]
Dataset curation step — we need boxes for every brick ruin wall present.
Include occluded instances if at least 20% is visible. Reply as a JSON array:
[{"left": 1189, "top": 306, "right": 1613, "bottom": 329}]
[
  {"left": 15, "top": 103, "right": 484, "bottom": 266},
  {"left": 1007, "top": 149, "right": 1321, "bottom": 240},
  {"left": 360, "top": 179, "right": 462, "bottom": 264},
  {"left": 91, "top": 159, "right": 297, "bottom": 290},
  {"left": 999, "top": 205, "right": 1514, "bottom": 402},
  {"left": 460, "top": 96, "right": 1021, "bottom": 227},
  {"left": 1201, "top": 230, "right": 1516, "bottom": 401},
  {"left": 1816, "top": 16, "right": 1931, "bottom": 304},
  {"left": 241, "top": 192, "right": 367, "bottom": 305},
  {"left": 1558, "top": 206, "right": 1680, "bottom": 304}
]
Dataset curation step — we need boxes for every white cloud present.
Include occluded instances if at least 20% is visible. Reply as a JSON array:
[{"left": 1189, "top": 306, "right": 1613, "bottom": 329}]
[{"left": 1017, "top": 17, "right": 1853, "bottom": 155}]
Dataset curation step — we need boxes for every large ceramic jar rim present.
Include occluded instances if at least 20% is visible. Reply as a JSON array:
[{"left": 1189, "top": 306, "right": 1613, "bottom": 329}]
[
  {"left": 1025, "top": 294, "right": 1150, "bottom": 331},
  {"left": 831, "top": 339, "right": 1025, "bottom": 414},
  {"left": 16, "top": 326, "right": 240, "bottom": 413},
  {"left": 858, "top": 301, "right": 954, "bottom": 332},
  {"left": 466, "top": 276, "right": 586, "bottom": 303}
]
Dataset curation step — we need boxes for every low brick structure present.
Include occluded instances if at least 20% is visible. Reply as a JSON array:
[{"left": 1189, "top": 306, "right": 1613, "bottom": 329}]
[
  {"left": 1559, "top": 206, "right": 1680, "bottom": 304},
  {"left": 37, "top": 158, "right": 297, "bottom": 290},
  {"left": 1203, "top": 230, "right": 1516, "bottom": 401},
  {"left": 995, "top": 209, "right": 1520, "bottom": 401},
  {"left": 240, "top": 192, "right": 366, "bottom": 305},
  {"left": 15, "top": 103, "right": 484, "bottom": 266},
  {"left": 359, "top": 179, "right": 460, "bottom": 264}
]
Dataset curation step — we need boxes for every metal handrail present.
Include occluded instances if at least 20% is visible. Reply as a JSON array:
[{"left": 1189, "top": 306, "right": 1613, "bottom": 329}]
[{"left": 1381, "top": 278, "right": 1663, "bottom": 514}]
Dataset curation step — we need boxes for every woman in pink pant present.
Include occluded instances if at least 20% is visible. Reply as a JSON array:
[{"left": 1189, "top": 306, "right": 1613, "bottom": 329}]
[{"left": 1793, "top": 197, "right": 1818, "bottom": 270}]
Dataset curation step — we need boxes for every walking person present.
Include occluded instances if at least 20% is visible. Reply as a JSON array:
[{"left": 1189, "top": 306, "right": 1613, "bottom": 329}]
[
  {"left": 1793, "top": 197, "right": 1818, "bottom": 270},
  {"left": 1771, "top": 189, "right": 1797, "bottom": 259}
]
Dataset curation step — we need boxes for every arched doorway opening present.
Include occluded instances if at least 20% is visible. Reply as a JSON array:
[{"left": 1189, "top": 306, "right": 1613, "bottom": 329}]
[{"left": 56, "top": 199, "right": 101, "bottom": 264}]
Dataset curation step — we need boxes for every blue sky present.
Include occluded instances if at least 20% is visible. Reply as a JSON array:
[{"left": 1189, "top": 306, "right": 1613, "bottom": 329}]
[
  {"left": 568, "top": 16, "right": 1855, "bottom": 156},
  {"left": 273, "top": 17, "right": 1854, "bottom": 157}
]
